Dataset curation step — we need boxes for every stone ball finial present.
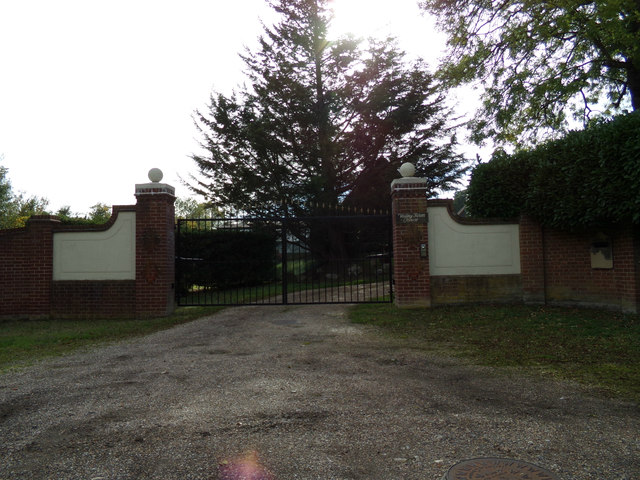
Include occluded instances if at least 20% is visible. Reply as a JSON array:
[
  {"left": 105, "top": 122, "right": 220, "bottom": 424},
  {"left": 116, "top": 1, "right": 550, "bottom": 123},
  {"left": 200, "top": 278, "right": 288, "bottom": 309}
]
[
  {"left": 148, "top": 168, "right": 163, "bottom": 183},
  {"left": 398, "top": 162, "right": 416, "bottom": 178}
]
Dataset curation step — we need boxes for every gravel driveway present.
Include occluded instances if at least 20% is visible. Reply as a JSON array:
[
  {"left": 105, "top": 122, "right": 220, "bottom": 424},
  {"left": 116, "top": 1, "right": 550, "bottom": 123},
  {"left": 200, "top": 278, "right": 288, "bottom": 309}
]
[{"left": 1, "top": 305, "right": 639, "bottom": 479}]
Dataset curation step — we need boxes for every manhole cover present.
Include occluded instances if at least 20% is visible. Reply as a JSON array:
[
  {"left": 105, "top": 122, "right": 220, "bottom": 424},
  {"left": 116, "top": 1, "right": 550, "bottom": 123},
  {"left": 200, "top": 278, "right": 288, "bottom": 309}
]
[{"left": 443, "top": 457, "right": 559, "bottom": 480}]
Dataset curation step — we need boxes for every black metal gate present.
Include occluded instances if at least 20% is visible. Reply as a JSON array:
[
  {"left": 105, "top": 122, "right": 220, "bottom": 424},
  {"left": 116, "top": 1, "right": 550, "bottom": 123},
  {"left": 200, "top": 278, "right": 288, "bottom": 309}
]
[{"left": 175, "top": 214, "right": 392, "bottom": 306}]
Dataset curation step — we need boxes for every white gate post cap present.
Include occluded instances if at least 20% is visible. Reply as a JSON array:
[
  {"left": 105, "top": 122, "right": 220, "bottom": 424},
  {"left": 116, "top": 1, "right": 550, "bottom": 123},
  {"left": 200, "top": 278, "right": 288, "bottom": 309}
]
[
  {"left": 398, "top": 162, "right": 416, "bottom": 178},
  {"left": 135, "top": 167, "right": 175, "bottom": 197},
  {"left": 148, "top": 168, "right": 164, "bottom": 183},
  {"left": 391, "top": 162, "right": 426, "bottom": 191}
]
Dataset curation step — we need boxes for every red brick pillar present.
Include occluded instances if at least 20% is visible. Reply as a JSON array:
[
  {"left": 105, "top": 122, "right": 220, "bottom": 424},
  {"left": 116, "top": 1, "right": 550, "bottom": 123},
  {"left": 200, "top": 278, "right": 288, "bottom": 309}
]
[
  {"left": 26, "top": 216, "right": 60, "bottom": 317},
  {"left": 519, "top": 215, "right": 545, "bottom": 304},
  {"left": 135, "top": 169, "right": 176, "bottom": 317},
  {"left": 0, "top": 216, "right": 60, "bottom": 318},
  {"left": 391, "top": 174, "right": 430, "bottom": 307}
]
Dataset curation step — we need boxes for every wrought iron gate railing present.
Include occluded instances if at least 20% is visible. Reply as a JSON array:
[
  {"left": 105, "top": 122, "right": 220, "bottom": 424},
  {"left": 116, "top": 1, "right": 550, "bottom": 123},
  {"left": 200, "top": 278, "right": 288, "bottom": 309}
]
[{"left": 175, "top": 214, "right": 392, "bottom": 306}]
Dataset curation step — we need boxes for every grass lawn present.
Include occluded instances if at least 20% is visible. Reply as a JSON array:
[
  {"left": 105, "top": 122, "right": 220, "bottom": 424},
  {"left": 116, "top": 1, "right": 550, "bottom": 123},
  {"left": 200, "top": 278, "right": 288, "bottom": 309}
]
[
  {"left": 350, "top": 303, "right": 640, "bottom": 402},
  {"left": 0, "top": 307, "right": 223, "bottom": 373}
]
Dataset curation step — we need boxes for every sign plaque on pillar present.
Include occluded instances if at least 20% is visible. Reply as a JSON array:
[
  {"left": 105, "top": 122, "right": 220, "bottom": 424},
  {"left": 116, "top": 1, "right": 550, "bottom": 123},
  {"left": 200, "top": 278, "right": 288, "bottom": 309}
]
[{"left": 396, "top": 212, "right": 428, "bottom": 225}]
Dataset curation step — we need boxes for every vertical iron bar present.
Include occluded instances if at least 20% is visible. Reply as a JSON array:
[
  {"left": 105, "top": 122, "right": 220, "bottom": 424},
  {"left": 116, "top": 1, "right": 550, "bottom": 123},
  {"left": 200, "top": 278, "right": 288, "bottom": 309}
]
[
  {"left": 195, "top": 220, "right": 200, "bottom": 306},
  {"left": 176, "top": 219, "right": 181, "bottom": 306},
  {"left": 309, "top": 224, "right": 313, "bottom": 303},
  {"left": 388, "top": 213, "right": 393, "bottom": 302},
  {"left": 281, "top": 215, "right": 288, "bottom": 305}
]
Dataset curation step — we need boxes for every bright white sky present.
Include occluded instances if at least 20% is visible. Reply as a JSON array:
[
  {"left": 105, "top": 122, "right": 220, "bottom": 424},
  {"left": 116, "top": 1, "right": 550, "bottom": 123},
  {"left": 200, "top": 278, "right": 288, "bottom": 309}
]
[{"left": 0, "top": 0, "right": 461, "bottom": 215}]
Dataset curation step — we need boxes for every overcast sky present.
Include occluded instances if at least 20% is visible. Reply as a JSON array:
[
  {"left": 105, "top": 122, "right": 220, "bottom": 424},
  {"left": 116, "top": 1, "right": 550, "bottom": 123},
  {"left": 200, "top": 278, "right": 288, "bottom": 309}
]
[{"left": 0, "top": 0, "right": 459, "bottom": 215}]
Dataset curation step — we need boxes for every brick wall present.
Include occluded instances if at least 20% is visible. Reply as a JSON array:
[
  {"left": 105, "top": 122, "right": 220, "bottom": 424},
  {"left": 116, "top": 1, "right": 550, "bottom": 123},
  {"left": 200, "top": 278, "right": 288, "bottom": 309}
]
[
  {"left": 0, "top": 213, "right": 139, "bottom": 319},
  {"left": 541, "top": 225, "right": 638, "bottom": 312},
  {"left": 0, "top": 216, "right": 58, "bottom": 318},
  {"left": 0, "top": 180, "right": 176, "bottom": 319},
  {"left": 51, "top": 280, "right": 136, "bottom": 318},
  {"left": 519, "top": 215, "right": 545, "bottom": 304},
  {"left": 391, "top": 193, "right": 639, "bottom": 312},
  {"left": 431, "top": 275, "right": 522, "bottom": 305}
]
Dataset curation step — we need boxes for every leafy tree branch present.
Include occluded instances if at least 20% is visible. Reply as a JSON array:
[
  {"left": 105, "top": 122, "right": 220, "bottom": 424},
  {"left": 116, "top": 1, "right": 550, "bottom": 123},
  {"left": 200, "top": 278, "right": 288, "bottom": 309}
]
[{"left": 422, "top": 0, "right": 640, "bottom": 145}]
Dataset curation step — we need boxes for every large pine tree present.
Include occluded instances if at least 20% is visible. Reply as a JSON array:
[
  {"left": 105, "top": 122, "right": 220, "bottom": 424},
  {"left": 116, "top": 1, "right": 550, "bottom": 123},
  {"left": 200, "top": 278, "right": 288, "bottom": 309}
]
[{"left": 190, "top": 0, "right": 466, "bottom": 216}]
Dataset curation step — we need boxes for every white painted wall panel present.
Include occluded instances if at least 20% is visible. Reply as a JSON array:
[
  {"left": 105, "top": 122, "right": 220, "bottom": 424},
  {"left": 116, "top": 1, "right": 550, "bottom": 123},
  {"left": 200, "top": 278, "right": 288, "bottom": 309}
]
[
  {"left": 428, "top": 206, "right": 520, "bottom": 275},
  {"left": 53, "top": 212, "right": 136, "bottom": 280}
]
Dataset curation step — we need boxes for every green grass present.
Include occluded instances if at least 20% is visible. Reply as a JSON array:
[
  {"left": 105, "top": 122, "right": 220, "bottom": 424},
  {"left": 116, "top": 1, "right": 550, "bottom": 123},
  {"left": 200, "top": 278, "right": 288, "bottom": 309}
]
[
  {"left": 0, "top": 307, "right": 223, "bottom": 373},
  {"left": 349, "top": 303, "right": 640, "bottom": 401}
]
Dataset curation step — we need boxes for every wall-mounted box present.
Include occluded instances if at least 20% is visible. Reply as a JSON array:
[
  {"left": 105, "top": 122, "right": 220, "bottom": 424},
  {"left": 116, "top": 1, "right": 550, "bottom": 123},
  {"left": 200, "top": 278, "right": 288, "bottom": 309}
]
[{"left": 590, "top": 235, "right": 613, "bottom": 269}]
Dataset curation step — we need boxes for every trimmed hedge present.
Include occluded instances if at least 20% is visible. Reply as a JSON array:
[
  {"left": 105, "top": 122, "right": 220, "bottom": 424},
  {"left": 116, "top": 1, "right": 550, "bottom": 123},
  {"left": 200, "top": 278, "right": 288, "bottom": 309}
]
[{"left": 467, "top": 111, "right": 640, "bottom": 230}]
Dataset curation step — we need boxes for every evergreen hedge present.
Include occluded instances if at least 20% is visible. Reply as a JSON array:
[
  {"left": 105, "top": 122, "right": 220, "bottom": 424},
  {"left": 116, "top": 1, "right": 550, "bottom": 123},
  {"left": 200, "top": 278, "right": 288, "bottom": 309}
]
[
  {"left": 178, "top": 229, "right": 277, "bottom": 289},
  {"left": 466, "top": 112, "right": 640, "bottom": 230}
]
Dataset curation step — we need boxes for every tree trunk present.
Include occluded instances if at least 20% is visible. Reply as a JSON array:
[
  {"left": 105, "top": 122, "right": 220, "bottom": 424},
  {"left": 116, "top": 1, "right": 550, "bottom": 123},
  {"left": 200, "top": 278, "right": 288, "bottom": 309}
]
[
  {"left": 314, "top": 49, "right": 337, "bottom": 203},
  {"left": 628, "top": 62, "right": 640, "bottom": 111},
  {"left": 626, "top": 4, "right": 640, "bottom": 111}
]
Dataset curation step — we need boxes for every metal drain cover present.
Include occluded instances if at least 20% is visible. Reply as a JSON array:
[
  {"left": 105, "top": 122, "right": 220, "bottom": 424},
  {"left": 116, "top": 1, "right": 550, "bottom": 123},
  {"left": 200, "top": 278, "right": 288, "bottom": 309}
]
[{"left": 443, "top": 457, "right": 559, "bottom": 479}]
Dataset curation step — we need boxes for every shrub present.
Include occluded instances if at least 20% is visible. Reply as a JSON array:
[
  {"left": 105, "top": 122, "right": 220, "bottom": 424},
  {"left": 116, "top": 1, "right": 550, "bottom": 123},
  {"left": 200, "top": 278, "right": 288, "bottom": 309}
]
[
  {"left": 466, "top": 111, "right": 640, "bottom": 229},
  {"left": 466, "top": 149, "right": 534, "bottom": 219},
  {"left": 178, "top": 229, "right": 277, "bottom": 290}
]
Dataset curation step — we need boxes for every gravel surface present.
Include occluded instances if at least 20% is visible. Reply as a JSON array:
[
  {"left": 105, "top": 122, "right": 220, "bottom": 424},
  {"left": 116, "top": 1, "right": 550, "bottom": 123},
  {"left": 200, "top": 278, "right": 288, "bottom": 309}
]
[{"left": 1, "top": 305, "right": 639, "bottom": 480}]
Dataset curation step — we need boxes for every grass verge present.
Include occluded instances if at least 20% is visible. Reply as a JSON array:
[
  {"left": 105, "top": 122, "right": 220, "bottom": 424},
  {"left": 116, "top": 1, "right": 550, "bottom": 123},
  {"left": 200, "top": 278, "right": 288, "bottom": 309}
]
[
  {"left": 349, "top": 303, "right": 640, "bottom": 401},
  {"left": 0, "top": 307, "right": 223, "bottom": 373}
]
